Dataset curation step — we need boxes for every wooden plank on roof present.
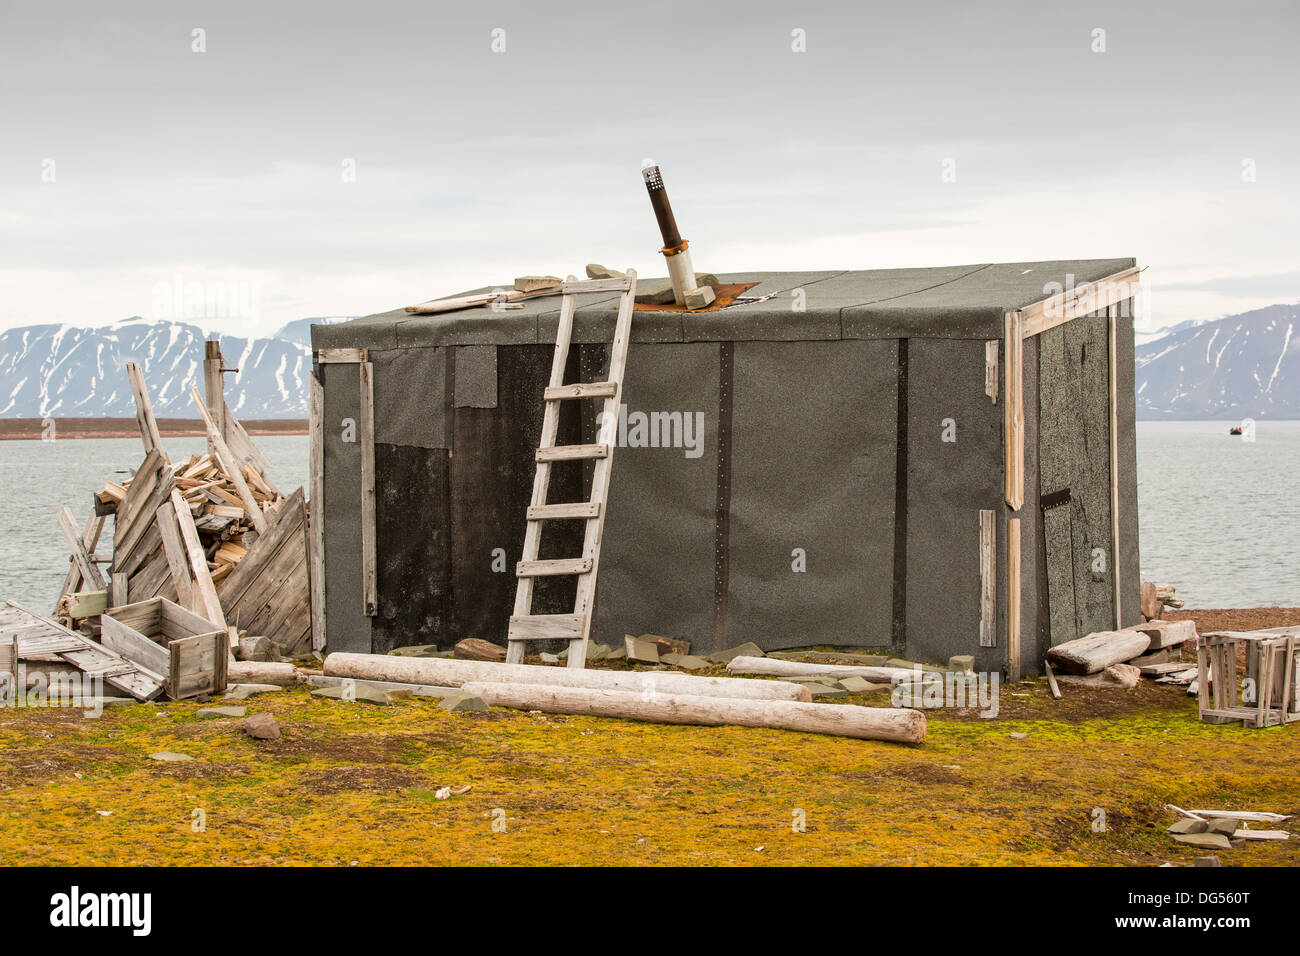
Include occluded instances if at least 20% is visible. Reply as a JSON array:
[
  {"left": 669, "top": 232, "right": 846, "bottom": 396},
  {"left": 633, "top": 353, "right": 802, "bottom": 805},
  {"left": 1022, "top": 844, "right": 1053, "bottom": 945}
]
[{"left": 1019, "top": 267, "right": 1141, "bottom": 338}]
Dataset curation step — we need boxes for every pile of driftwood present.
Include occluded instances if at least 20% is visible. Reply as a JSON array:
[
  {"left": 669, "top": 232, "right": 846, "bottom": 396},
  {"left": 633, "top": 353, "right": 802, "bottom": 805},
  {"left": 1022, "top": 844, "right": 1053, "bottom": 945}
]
[{"left": 46, "top": 344, "right": 314, "bottom": 700}]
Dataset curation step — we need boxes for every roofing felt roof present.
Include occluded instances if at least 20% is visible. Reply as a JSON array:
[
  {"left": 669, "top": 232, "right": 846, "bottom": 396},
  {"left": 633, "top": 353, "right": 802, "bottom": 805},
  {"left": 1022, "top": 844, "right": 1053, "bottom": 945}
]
[{"left": 312, "top": 257, "right": 1136, "bottom": 351}]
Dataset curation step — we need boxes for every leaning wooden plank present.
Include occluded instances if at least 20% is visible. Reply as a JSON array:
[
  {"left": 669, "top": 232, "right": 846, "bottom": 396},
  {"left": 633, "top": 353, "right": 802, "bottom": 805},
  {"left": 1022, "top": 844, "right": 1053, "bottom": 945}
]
[
  {"left": 460, "top": 681, "right": 927, "bottom": 743},
  {"left": 154, "top": 500, "right": 195, "bottom": 612},
  {"left": 725, "top": 655, "right": 928, "bottom": 684},
  {"left": 359, "top": 361, "right": 377, "bottom": 616},
  {"left": 1045, "top": 629, "right": 1150, "bottom": 675},
  {"left": 308, "top": 372, "right": 326, "bottom": 652},
  {"left": 56, "top": 506, "right": 106, "bottom": 590},
  {"left": 169, "top": 488, "right": 227, "bottom": 632},
  {"left": 188, "top": 385, "right": 267, "bottom": 535},
  {"left": 1044, "top": 660, "right": 1063, "bottom": 699},
  {"left": 323, "top": 652, "right": 813, "bottom": 702},
  {"left": 58, "top": 511, "right": 105, "bottom": 605},
  {"left": 125, "top": 361, "right": 165, "bottom": 457}
]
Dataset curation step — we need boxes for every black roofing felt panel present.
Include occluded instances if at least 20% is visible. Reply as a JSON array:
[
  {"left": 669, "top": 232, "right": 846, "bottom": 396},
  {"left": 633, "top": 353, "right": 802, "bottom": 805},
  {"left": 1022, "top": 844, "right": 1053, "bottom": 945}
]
[{"left": 315, "top": 259, "right": 1138, "bottom": 348}]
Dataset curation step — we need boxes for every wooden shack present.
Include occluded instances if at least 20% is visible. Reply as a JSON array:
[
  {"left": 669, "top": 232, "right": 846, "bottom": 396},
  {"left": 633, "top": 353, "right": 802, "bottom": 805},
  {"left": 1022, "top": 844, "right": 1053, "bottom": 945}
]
[{"left": 310, "top": 258, "right": 1142, "bottom": 677}]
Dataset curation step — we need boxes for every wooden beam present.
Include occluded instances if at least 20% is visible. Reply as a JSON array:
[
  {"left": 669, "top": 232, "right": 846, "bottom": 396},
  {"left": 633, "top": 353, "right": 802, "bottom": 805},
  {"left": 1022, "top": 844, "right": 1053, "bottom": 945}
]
[
  {"left": 169, "top": 488, "right": 227, "bottom": 632},
  {"left": 1003, "top": 311, "right": 1024, "bottom": 510},
  {"left": 359, "top": 361, "right": 377, "bottom": 616},
  {"left": 125, "top": 362, "right": 164, "bottom": 457},
  {"left": 155, "top": 499, "right": 195, "bottom": 613},
  {"left": 316, "top": 347, "right": 367, "bottom": 364},
  {"left": 1108, "top": 303, "right": 1122, "bottom": 628},
  {"left": 56, "top": 506, "right": 106, "bottom": 591},
  {"left": 1007, "top": 517, "right": 1021, "bottom": 682},
  {"left": 189, "top": 385, "right": 268, "bottom": 534},
  {"left": 979, "top": 509, "right": 996, "bottom": 648},
  {"left": 203, "top": 341, "right": 226, "bottom": 456},
  {"left": 308, "top": 373, "right": 326, "bottom": 652},
  {"left": 984, "top": 340, "right": 999, "bottom": 403},
  {"left": 1019, "top": 267, "right": 1141, "bottom": 339}
]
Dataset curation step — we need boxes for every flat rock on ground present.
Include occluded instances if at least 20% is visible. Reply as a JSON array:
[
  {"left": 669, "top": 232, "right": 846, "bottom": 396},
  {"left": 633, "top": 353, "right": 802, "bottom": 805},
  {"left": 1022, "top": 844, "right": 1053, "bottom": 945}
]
[
  {"left": 311, "top": 683, "right": 395, "bottom": 705},
  {"left": 389, "top": 644, "right": 452, "bottom": 658},
  {"left": 438, "top": 692, "right": 488, "bottom": 712},
  {"left": 223, "top": 683, "right": 284, "bottom": 700},
  {"left": 149, "top": 752, "right": 193, "bottom": 762},
  {"left": 196, "top": 706, "right": 248, "bottom": 719},
  {"left": 706, "top": 642, "right": 764, "bottom": 665}
]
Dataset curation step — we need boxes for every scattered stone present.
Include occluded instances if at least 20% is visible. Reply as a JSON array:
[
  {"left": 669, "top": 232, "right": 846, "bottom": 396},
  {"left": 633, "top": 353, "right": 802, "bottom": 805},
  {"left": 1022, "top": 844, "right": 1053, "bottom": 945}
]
[
  {"left": 838, "top": 676, "right": 888, "bottom": 694},
  {"left": 242, "top": 712, "right": 281, "bottom": 740},
  {"left": 311, "top": 683, "right": 393, "bottom": 705},
  {"left": 439, "top": 692, "right": 488, "bottom": 713},
  {"left": 149, "top": 751, "right": 193, "bottom": 762},
  {"left": 196, "top": 706, "right": 247, "bottom": 719},
  {"left": 557, "top": 643, "right": 610, "bottom": 662},
  {"left": 1208, "top": 818, "right": 1239, "bottom": 836},
  {"left": 539, "top": 652, "right": 561, "bottom": 664},
  {"left": 684, "top": 286, "right": 715, "bottom": 310},
  {"left": 389, "top": 644, "right": 451, "bottom": 658},
  {"left": 624, "top": 635, "right": 660, "bottom": 665},
  {"left": 807, "top": 684, "right": 848, "bottom": 698},
  {"left": 514, "top": 275, "right": 561, "bottom": 293},
  {"left": 605, "top": 646, "right": 627, "bottom": 661},
  {"left": 1172, "top": 832, "right": 1232, "bottom": 850},
  {"left": 1103, "top": 663, "right": 1141, "bottom": 689},
  {"left": 1195, "top": 856, "right": 1222, "bottom": 867},
  {"left": 706, "top": 642, "right": 764, "bottom": 665},
  {"left": 454, "top": 638, "right": 506, "bottom": 662},
  {"left": 694, "top": 272, "right": 719, "bottom": 288},
  {"left": 1129, "top": 648, "right": 1170, "bottom": 668},
  {"left": 1167, "top": 818, "right": 1208, "bottom": 834},
  {"left": 1008, "top": 732, "right": 1030, "bottom": 740},
  {"left": 585, "top": 263, "right": 625, "bottom": 280},
  {"left": 947, "top": 655, "right": 975, "bottom": 675},
  {"left": 634, "top": 279, "right": 677, "bottom": 305},
  {"left": 223, "top": 683, "right": 284, "bottom": 700},
  {"left": 644, "top": 634, "right": 690, "bottom": 657},
  {"left": 666, "top": 655, "right": 711, "bottom": 671}
]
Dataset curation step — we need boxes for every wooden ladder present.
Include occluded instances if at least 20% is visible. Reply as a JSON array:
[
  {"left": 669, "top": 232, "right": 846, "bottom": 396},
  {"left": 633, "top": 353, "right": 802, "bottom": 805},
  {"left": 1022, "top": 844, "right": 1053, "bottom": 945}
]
[{"left": 506, "top": 270, "right": 638, "bottom": 668}]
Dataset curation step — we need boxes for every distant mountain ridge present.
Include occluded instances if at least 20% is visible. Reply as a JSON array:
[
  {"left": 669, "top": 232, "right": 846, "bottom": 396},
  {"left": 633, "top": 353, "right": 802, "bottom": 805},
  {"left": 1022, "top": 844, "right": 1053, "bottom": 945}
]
[
  {"left": 1, "top": 306, "right": 1294, "bottom": 420},
  {"left": 1135, "top": 304, "right": 1298, "bottom": 419},
  {"left": 0, "top": 317, "right": 350, "bottom": 419}
]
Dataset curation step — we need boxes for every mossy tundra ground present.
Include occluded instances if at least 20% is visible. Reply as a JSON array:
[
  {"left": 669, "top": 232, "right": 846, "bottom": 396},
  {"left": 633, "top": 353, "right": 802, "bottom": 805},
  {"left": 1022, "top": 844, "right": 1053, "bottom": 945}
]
[{"left": 1, "top": 609, "right": 1296, "bottom": 867}]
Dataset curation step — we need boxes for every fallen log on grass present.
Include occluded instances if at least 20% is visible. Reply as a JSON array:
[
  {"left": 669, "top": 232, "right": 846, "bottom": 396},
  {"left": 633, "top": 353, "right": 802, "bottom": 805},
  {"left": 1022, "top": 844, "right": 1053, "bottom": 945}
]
[
  {"left": 725, "top": 655, "right": 923, "bottom": 684},
  {"left": 459, "top": 681, "right": 927, "bottom": 743},
  {"left": 323, "top": 652, "right": 812, "bottom": 702}
]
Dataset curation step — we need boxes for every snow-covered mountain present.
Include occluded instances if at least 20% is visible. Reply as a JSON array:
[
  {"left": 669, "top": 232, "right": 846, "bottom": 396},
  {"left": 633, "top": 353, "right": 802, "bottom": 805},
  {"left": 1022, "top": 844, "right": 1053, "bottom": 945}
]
[
  {"left": 1135, "top": 304, "right": 1298, "bottom": 419},
  {"left": 0, "top": 317, "right": 348, "bottom": 419}
]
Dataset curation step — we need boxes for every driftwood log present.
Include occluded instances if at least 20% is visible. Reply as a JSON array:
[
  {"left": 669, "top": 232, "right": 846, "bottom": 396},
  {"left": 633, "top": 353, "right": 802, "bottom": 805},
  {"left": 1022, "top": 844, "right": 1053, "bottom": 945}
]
[
  {"left": 725, "top": 656, "right": 922, "bottom": 684},
  {"left": 227, "top": 661, "right": 297, "bottom": 686},
  {"left": 1045, "top": 630, "right": 1150, "bottom": 675},
  {"left": 323, "top": 652, "right": 812, "bottom": 702},
  {"left": 459, "top": 681, "right": 927, "bottom": 743}
]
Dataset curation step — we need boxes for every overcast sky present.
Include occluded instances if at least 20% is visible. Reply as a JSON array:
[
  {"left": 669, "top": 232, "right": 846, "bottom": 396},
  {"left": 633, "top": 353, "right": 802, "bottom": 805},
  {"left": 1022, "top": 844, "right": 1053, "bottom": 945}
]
[{"left": 1, "top": 0, "right": 1297, "bottom": 336}]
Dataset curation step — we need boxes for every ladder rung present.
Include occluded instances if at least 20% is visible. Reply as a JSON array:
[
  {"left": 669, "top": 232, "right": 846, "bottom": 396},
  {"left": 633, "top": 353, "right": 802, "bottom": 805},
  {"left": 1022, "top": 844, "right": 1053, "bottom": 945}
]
[
  {"left": 508, "top": 613, "right": 586, "bottom": 642},
  {"left": 528, "top": 502, "right": 601, "bottom": 520},
  {"left": 516, "top": 558, "right": 592, "bottom": 577},
  {"left": 536, "top": 444, "right": 608, "bottom": 462},
  {"left": 544, "top": 382, "right": 618, "bottom": 401}
]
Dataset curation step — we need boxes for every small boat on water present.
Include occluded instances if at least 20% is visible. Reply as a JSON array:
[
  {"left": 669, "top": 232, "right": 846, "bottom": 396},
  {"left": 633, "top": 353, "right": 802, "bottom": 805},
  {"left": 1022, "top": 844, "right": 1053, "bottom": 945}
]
[{"left": 1229, "top": 425, "right": 1243, "bottom": 435}]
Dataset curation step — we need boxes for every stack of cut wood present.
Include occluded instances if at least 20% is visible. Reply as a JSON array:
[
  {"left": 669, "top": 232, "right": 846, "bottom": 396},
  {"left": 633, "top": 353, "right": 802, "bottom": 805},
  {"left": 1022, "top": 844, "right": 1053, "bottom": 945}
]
[
  {"left": 95, "top": 450, "right": 283, "bottom": 589},
  {"left": 1045, "top": 617, "right": 1199, "bottom": 691},
  {"left": 53, "top": 345, "right": 315, "bottom": 661}
]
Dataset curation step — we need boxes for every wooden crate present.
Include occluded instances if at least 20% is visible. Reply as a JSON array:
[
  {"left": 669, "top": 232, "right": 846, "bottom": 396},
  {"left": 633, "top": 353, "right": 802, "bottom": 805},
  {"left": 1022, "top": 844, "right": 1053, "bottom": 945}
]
[
  {"left": 1198, "top": 631, "right": 1299, "bottom": 729},
  {"left": 101, "top": 598, "right": 228, "bottom": 700}
]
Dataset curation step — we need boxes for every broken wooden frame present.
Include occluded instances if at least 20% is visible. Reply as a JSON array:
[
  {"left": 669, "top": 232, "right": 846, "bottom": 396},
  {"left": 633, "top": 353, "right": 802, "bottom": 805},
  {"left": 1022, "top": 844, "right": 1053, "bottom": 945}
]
[
  {"left": 999, "top": 267, "right": 1141, "bottom": 673},
  {"left": 102, "top": 597, "right": 228, "bottom": 700},
  {"left": 1198, "top": 630, "right": 1299, "bottom": 728}
]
